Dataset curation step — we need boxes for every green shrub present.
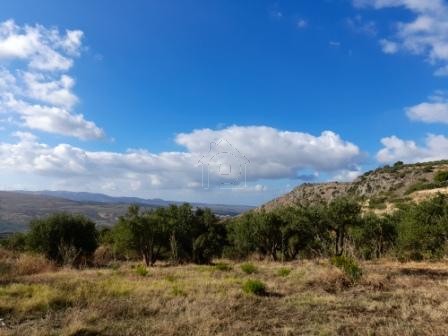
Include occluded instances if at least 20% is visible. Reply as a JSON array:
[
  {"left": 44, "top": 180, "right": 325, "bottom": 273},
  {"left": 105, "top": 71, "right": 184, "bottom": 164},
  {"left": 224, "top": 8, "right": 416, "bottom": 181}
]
[
  {"left": 214, "top": 262, "right": 232, "bottom": 272},
  {"left": 434, "top": 171, "right": 448, "bottom": 183},
  {"left": 171, "top": 285, "right": 187, "bottom": 297},
  {"left": 330, "top": 256, "right": 363, "bottom": 283},
  {"left": 368, "top": 197, "right": 387, "bottom": 209},
  {"left": 135, "top": 264, "right": 149, "bottom": 276},
  {"left": 405, "top": 180, "right": 448, "bottom": 195},
  {"left": 396, "top": 194, "right": 448, "bottom": 260},
  {"left": 242, "top": 279, "right": 266, "bottom": 296},
  {"left": 240, "top": 263, "right": 257, "bottom": 274},
  {"left": 350, "top": 212, "right": 398, "bottom": 259},
  {"left": 27, "top": 213, "right": 98, "bottom": 266},
  {"left": 276, "top": 267, "right": 291, "bottom": 277},
  {"left": 0, "top": 232, "right": 28, "bottom": 251}
]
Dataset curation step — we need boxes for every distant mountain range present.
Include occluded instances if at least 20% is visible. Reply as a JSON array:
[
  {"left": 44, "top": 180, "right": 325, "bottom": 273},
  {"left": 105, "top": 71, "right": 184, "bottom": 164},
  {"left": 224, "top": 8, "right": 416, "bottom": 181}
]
[{"left": 0, "top": 190, "right": 254, "bottom": 233}]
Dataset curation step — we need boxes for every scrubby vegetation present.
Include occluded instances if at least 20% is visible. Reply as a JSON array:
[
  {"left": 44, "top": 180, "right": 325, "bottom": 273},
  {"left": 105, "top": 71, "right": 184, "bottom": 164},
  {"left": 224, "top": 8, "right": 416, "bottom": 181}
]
[
  {"left": 242, "top": 279, "right": 267, "bottom": 296},
  {"left": 4, "top": 193, "right": 448, "bottom": 265},
  {"left": 2, "top": 193, "right": 448, "bottom": 334},
  {"left": 330, "top": 255, "right": 363, "bottom": 283},
  {"left": 240, "top": 263, "right": 257, "bottom": 274}
]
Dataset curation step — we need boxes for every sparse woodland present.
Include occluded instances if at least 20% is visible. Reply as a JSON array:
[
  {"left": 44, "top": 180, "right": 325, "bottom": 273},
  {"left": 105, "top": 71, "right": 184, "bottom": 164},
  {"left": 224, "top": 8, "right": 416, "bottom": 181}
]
[{"left": 2, "top": 179, "right": 448, "bottom": 335}]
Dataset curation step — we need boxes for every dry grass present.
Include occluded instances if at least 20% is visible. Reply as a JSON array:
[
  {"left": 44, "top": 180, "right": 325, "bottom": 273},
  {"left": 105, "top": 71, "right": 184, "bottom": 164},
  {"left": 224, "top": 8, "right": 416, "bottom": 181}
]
[
  {"left": 0, "top": 249, "right": 55, "bottom": 283},
  {"left": 1, "top": 254, "right": 448, "bottom": 335}
]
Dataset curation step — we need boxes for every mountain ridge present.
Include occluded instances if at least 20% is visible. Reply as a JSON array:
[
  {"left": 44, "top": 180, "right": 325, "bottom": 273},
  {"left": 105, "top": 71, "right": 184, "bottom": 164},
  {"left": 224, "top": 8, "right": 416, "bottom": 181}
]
[{"left": 260, "top": 160, "right": 448, "bottom": 212}]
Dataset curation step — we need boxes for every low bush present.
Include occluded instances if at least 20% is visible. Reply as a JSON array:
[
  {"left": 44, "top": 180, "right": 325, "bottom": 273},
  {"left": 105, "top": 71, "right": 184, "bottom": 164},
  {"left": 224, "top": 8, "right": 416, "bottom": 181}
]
[
  {"left": 405, "top": 181, "right": 448, "bottom": 195},
  {"left": 242, "top": 279, "right": 266, "bottom": 296},
  {"left": 27, "top": 213, "right": 98, "bottom": 266},
  {"left": 214, "top": 262, "right": 232, "bottom": 271},
  {"left": 15, "top": 253, "right": 55, "bottom": 276},
  {"left": 93, "top": 245, "right": 115, "bottom": 267},
  {"left": 276, "top": 267, "right": 291, "bottom": 277},
  {"left": 135, "top": 264, "right": 149, "bottom": 277},
  {"left": 330, "top": 256, "right": 363, "bottom": 283},
  {"left": 434, "top": 170, "right": 448, "bottom": 183},
  {"left": 241, "top": 263, "right": 257, "bottom": 274}
]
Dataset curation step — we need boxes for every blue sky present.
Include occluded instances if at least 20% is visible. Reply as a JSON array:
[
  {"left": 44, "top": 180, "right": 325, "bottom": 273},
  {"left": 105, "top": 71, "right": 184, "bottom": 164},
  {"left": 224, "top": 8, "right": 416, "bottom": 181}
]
[{"left": 0, "top": 0, "right": 447, "bottom": 205}]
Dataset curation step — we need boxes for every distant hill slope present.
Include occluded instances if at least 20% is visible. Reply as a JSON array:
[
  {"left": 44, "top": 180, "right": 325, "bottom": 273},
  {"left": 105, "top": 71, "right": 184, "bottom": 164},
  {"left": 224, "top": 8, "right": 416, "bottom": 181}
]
[
  {"left": 0, "top": 191, "right": 253, "bottom": 233},
  {"left": 17, "top": 190, "right": 253, "bottom": 215},
  {"left": 261, "top": 160, "right": 448, "bottom": 212}
]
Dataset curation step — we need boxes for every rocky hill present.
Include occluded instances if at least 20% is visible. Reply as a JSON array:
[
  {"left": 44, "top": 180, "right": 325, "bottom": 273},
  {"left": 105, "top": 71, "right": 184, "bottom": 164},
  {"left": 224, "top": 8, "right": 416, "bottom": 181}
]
[{"left": 261, "top": 160, "right": 448, "bottom": 212}]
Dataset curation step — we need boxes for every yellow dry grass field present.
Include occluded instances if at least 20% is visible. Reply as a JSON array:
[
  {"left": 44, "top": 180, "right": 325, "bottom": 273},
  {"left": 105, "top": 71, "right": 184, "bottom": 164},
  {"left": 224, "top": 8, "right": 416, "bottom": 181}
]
[
  {"left": 411, "top": 187, "right": 448, "bottom": 203},
  {"left": 1, "top": 250, "right": 448, "bottom": 336}
]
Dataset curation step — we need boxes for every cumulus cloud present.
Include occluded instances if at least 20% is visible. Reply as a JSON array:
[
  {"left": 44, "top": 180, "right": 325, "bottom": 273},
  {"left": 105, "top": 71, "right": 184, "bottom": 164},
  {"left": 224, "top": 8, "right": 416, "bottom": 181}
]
[
  {"left": 0, "top": 19, "right": 82, "bottom": 71},
  {"left": 354, "top": 0, "right": 448, "bottom": 75},
  {"left": 405, "top": 92, "right": 448, "bottom": 124},
  {"left": 377, "top": 134, "right": 448, "bottom": 163},
  {"left": 176, "top": 126, "right": 362, "bottom": 180},
  {"left": 0, "top": 126, "right": 363, "bottom": 195},
  {"left": 0, "top": 20, "right": 104, "bottom": 139}
]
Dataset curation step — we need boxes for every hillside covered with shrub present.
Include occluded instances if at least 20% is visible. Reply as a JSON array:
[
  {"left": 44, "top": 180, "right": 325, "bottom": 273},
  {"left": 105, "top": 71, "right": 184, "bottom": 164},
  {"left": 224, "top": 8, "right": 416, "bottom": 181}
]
[{"left": 262, "top": 160, "right": 448, "bottom": 212}]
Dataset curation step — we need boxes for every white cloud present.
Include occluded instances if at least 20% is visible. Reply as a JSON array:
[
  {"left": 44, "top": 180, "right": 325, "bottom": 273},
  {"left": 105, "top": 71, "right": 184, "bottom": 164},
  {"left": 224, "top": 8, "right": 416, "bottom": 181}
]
[
  {"left": 353, "top": 0, "right": 445, "bottom": 13},
  {"left": 377, "top": 134, "right": 448, "bottom": 163},
  {"left": 0, "top": 20, "right": 104, "bottom": 139},
  {"left": 354, "top": 0, "right": 448, "bottom": 75},
  {"left": 380, "top": 39, "right": 399, "bottom": 54},
  {"left": 434, "top": 65, "right": 448, "bottom": 76},
  {"left": 297, "top": 19, "right": 308, "bottom": 29},
  {"left": 22, "top": 72, "right": 77, "bottom": 109},
  {"left": 0, "top": 19, "right": 82, "bottom": 71},
  {"left": 0, "top": 126, "right": 363, "bottom": 196},
  {"left": 332, "top": 168, "right": 363, "bottom": 182},
  {"left": 176, "top": 126, "right": 362, "bottom": 180},
  {"left": 406, "top": 92, "right": 448, "bottom": 124},
  {"left": 2, "top": 95, "right": 104, "bottom": 140}
]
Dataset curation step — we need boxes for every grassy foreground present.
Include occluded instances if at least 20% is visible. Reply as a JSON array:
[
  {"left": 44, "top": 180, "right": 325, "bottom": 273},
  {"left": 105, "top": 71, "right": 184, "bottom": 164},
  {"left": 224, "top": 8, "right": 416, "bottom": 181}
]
[{"left": 1, "top": 252, "right": 448, "bottom": 335}]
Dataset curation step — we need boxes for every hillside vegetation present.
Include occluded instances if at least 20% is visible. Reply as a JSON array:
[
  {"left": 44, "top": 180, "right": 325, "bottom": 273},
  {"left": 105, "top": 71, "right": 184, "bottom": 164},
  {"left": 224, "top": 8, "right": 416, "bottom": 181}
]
[
  {"left": 2, "top": 163, "right": 448, "bottom": 335},
  {"left": 261, "top": 160, "right": 448, "bottom": 212}
]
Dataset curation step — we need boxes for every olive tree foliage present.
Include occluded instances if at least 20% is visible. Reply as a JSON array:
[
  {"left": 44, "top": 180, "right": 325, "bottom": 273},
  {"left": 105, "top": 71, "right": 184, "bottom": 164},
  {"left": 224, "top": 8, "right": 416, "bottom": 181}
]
[
  {"left": 108, "top": 204, "right": 226, "bottom": 266},
  {"left": 350, "top": 212, "right": 398, "bottom": 259},
  {"left": 396, "top": 193, "right": 448, "bottom": 260},
  {"left": 279, "top": 205, "right": 332, "bottom": 259},
  {"left": 27, "top": 213, "right": 98, "bottom": 266},
  {"left": 190, "top": 207, "right": 227, "bottom": 264},
  {"left": 227, "top": 206, "right": 332, "bottom": 261},
  {"left": 325, "top": 197, "right": 362, "bottom": 256},
  {"left": 227, "top": 211, "right": 281, "bottom": 260}
]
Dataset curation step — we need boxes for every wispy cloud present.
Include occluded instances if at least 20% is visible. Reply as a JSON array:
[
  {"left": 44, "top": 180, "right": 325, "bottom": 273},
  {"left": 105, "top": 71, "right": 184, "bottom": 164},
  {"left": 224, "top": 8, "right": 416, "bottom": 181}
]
[
  {"left": 296, "top": 19, "right": 308, "bottom": 29},
  {"left": 354, "top": 0, "right": 448, "bottom": 76},
  {"left": 329, "top": 41, "right": 341, "bottom": 48},
  {"left": 346, "top": 15, "right": 377, "bottom": 36}
]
